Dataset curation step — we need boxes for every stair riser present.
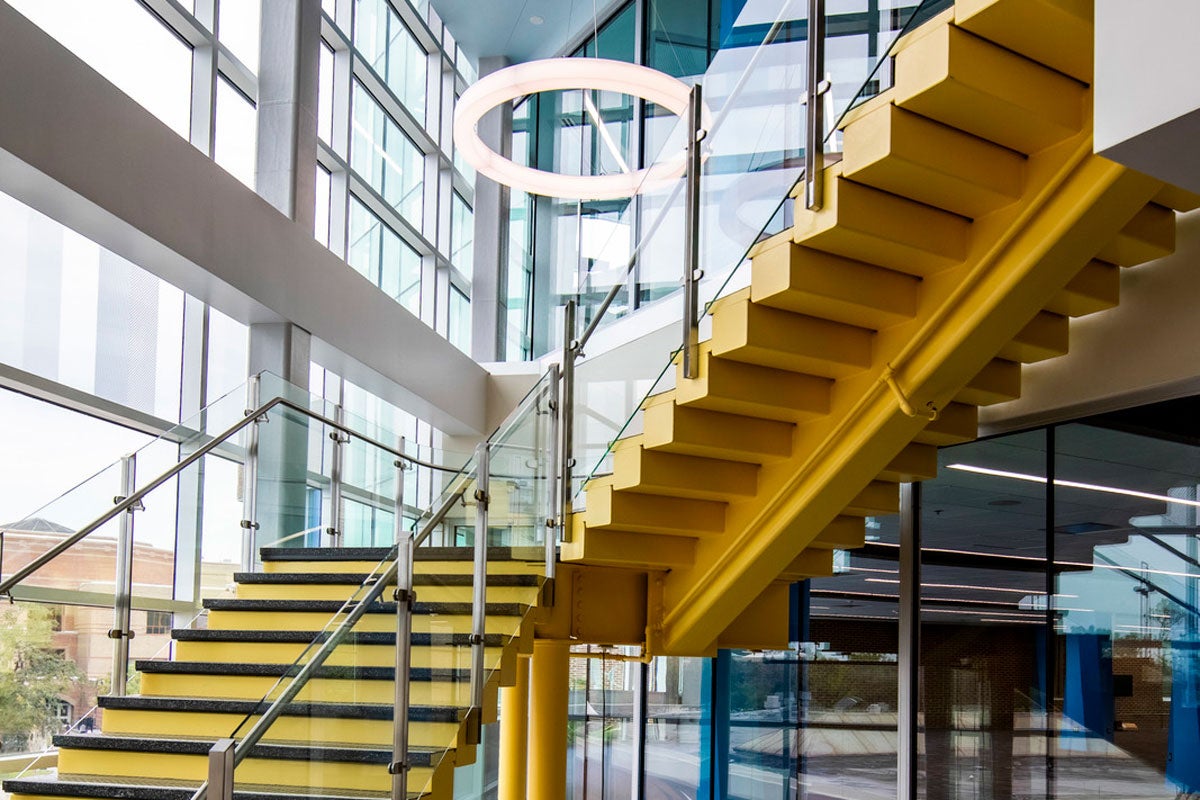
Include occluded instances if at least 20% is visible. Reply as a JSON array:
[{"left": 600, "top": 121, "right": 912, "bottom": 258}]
[
  {"left": 235, "top": 585, "right": 540, "bottom": 604},
  {"left": 99, "top": 708, "right": 458, "bottom": 749},
  {"left": 610, "top": 443, "right": 759, "bottom": 501},
  {"left": 140, "top": 673, "right": 494, "bottom": 708},
  {"left": 261, "top": 560, "right": 542, "bottom": 576},
  {"left": 893, "top": 23, "right": 1086, "bottom": 154},
  {"left": 173, "top": 641, "right": 510, "bottom": 671},
  {"left": 57, "top": 750, "right": 432, "bottom": 795},
  {"left": 204, "top": 610, "right": 523, "bottom": 636},
  {"left": 642, "top": 401, "right": 794, "bottom": 464}
]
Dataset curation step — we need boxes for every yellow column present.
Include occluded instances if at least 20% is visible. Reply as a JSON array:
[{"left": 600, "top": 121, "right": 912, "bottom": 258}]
[
  {"left": 528, "top": 639, "right": 570, "bottom": 800},
  {"left": 498, "top": 654, "right": 530, "bottom": 800}
]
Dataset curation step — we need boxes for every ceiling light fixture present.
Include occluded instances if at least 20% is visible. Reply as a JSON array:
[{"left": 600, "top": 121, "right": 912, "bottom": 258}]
[
  {"left": 454, "top": 58, "right": 705, "bottom": 200},
  {"left": 947, "top": 463, "right": 1200, "bottom": 509}
]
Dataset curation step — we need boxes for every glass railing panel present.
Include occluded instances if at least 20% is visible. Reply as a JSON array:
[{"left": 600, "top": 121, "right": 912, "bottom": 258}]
[
  {"left": 0, "top": 378, "right": 257, "bottom": 611},
  {"left": 569, "top": 0, "right": 952, "bottom": 495},
  {"left": 827, "top": 0, "right": 956, "bottom": 144},
  {"left": 217, "top": 550, "right": 462, "bottom": 800}
]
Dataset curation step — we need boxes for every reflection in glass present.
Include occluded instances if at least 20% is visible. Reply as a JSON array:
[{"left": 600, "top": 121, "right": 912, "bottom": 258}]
[
  {"left": 350, "top": 82, "right": 424, "bottom": 226},
  {"left": 354, "top": 0, "right": 428, "bottom": 124},
  {"left": 347, "top": 196, "right": 422, "bottom": 315}
]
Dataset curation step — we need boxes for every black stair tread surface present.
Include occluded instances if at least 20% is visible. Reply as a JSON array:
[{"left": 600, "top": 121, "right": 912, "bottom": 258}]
[
  {"left": 2, "top": 775, "right": 416, "bottom": 800},
  {"left": 52, "top": 734, "right": 446, "bottom": 767},
  {"left": 134, "top": 661, "right": 473, "bottom": 682},
  {"left": 171, "top": 629, "right": 512, "bottom": 647},
  {"left": 231, "top": 572, "right": 542, "bottom": 586},
  {"left": 202, "top": 598, "right": 528, "bottom": 616},
  {"left": 98, "top": 695, "right": 461, "bottom": 722},
  {"left": 259, "top": 545, "right": 543, "bottom": 563}
]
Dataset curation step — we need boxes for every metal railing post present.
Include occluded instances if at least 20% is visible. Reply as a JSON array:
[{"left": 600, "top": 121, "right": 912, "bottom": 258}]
[
  {"left": 110, "top": 454, "right": 139, "bottom": 697},
  {"left": 544, "top": 365, "right": 561, "bottom": 591},
  {"left": 240, "top": 375, "right": 261, "bottom": 572},
  {"left": 327, "top": 404, "right": 347, "bottom": 547},
  {"left": 390, "top": 436, "right": 412, "bottom": 800},
  {"left": 559, "top": 300, "right": 576, "bottom": 539},
  {"left": 682, "top": 83, "right": 704, "bottom": 380},
  {"left": 804, "top": 0, "right": 828, "bottom": 210},
  {"left": 207, "top": 738, "right": 236, "bottom": 800},
  {"left": 467, "top": 441, "right": 490, "bottom": 745}
]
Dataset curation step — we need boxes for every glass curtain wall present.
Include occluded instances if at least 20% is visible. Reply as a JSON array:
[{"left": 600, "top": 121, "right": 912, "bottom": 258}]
[
  {"left": 564, "top": 395, "right": 1200, "bottom": 800},
  {"left": 317, "top": 0, "right": 476, "bottom": 353},
  {"left": 7, "top": 0, "right": 262, "bottom": 184},
  {"left": 509, "top": 0, "right": 916, "bottom": 359}
]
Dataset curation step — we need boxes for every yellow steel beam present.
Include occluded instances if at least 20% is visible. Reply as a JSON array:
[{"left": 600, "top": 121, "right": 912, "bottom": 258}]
[{"left": 660, "top": 130, "right": 1162, "bottom": 653}]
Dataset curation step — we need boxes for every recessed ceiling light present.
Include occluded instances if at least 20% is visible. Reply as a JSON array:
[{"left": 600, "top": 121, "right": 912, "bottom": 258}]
[{"left": 529, "top": 15, "right": 544, "bottom": 25}]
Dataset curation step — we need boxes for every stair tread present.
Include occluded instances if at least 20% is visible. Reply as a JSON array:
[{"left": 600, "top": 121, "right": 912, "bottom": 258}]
[
  {"left": 98, "top": 695, "right": 461, "bottom": 722},
  {"left": 232, "top": 572, "right": 542, "bottom": 586},
  {"left": 53, "top": 734, "right": 445, "bottom": 766},
  {"left": 203, "top": 599, "right": 528, "bottom": 616},
  {"left": 258, "top": 546, "right": 542, "bottom": 563},
  {"left": 3, "top": 776, "right": 410, "bottom": 800},
  {"left": 134, "top": 660, "right": 472, "bottom": 682},
  {"left": 172, "top": 629, "right": 512, "bottom": 646}
]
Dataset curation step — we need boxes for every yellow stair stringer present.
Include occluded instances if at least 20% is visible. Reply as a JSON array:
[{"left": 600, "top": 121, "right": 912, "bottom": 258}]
[{"left": 660, "top": 137, "right": 1164, "bottom": 654}]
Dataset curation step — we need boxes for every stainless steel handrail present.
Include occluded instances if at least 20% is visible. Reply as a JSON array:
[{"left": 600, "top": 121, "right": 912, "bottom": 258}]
[
  {"left": 189, "top": 484, "right": 467, "bottom": 800},
  {"left": 0, "top": 394, "right": 465, "bottom": 598}
]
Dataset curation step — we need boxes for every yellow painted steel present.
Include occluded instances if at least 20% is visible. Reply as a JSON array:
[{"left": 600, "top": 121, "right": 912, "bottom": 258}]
[
  {"left": 528, "top": 640, "right": 569, "bottom": 800},
  {"left": 1095, "top": 203, "right": 1176, "bottom": 266},
  {"left": 172, "top": 640, "right": 510, "bottom": 671},
  {"left": 842, "top": 103, "right": 1024, "bottom": 219},
  {"left": 234, "top": 582, "right": 541, "bottom": 604},
  {"left": 663, "top": 152, "right": 1164, "bottom": 653},
  {"left": 584, "top": 480, "right": 726, "bottom": 537},
  {"left": 138, "top": 671, "right": 498, "bottom": 709},
  {"left": 57, "top": 748, "right": 431, "bottom": 794},
  {"left": 791, "top": 167, "right": 970, "bottom": 276},
  {"left": 642, "top": 398, "right": 794, "bottom": 463},
  {"left": 261, "top": 558, "right": 542, "bottom": 575},
  {"left": 204, "top": 609, "right": 525, "bottom": 635},
  {"left": 878, "top": 443, "right": 939, "bottom": 483},
  {"left": 955, "top": 358, "right": 1021, "bottom": 406},
  {"left": 954, "top": 0, "right": 1093, "bottom": 82},
  {"left": 997, "top": 310, "right": 1070, "bottom": 363},
  {"left": 893, "top": 22, "right": 1085, "bottom": 154},
  {"left": 751, "top": 235, "right": 920, "bottom": 329},
  {"left": 711, "top": 291, "right": 874, "bottom": 378},
  {"left": 497, "top": 656, "right": 530, "bottom": 800},
  {"left": 675, "top": 342, "right": 832, "bottom": 422},
  {"left": 810, "top": 516, "right": 867, "bottom": 550},
  {"left": 560, "top": 520, "right": 695, "bottom": 570},
  {"left": 1046, "top": 260, "right": 1120, "bottom": 317},
  {"left": 610, "top": 437, "right": 761, "bottom": 500},
  {"left": 98, "top": 707, "right": 458, "bottom": 748},
  {"left": 912, "top": 401, "right": 978, "bottom": 447}
]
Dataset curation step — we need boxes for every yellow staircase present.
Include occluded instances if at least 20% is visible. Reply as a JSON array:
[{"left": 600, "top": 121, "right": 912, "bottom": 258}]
[
  {"left": 5, "top": 547, "right": 546, "bottom": 800},
  {"left": 563, "top": 0, "right": 1200, "bottom": 654}
]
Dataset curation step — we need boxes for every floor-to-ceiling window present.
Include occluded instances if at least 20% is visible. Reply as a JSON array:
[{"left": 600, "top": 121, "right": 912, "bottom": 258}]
[{"left": 559, "top": 395, "right": 1200, "bottom": 799}]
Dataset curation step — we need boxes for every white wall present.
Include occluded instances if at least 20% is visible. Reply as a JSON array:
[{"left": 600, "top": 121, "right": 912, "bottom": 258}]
[{"left": 1095, "top": 0, "right": 1200, "bottom": 193}]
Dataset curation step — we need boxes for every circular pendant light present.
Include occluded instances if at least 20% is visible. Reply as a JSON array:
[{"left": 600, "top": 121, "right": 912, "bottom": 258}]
[{"left": 454, "top": 58, "right": 703, "bottom": 201}]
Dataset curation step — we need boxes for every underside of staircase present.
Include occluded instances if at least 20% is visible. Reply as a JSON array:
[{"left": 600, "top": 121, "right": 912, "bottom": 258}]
[
  {"left": 562, "top": 0, "right": 1200, "bottom": 655},
  {"left": 4, "top": 547, "right": 547, "bottom": 800}
]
